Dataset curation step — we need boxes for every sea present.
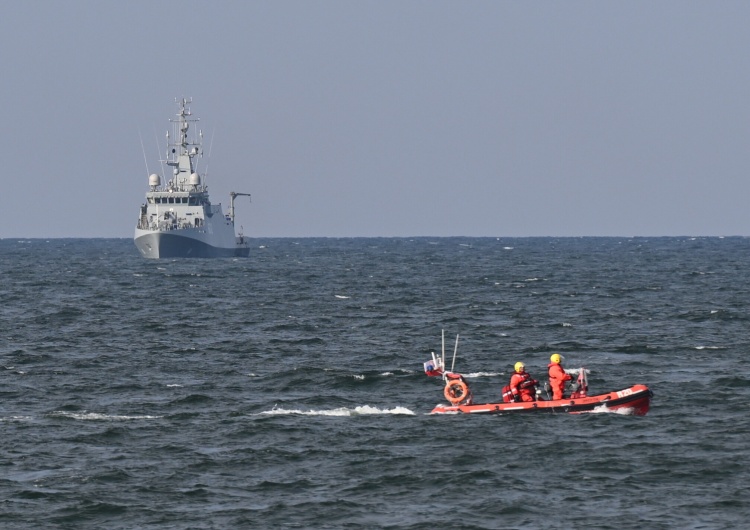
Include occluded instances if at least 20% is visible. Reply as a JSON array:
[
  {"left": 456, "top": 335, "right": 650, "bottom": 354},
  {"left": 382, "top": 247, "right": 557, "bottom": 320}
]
[{"left": 1, "top": 237, "right": 748, "bottom": 529}]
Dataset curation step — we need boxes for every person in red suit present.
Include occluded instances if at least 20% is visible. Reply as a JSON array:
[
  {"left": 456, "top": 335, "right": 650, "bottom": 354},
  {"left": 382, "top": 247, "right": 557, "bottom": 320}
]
[
  {"left": 509, "top": 362, "right": 538, "bottom": 402},
  {"left": 548, "top": 353, "right": 573, "bottom": 400}
]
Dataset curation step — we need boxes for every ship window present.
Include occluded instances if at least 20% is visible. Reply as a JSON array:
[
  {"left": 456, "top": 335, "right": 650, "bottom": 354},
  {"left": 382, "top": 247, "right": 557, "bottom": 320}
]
[{"left": 168, "top": 197, "right": 175, "bottom": 204}]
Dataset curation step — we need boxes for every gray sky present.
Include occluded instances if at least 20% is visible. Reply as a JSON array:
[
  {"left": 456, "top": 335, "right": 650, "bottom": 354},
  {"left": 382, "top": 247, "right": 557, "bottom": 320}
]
[{"left": 2, "top": 1, "right": 749, "bottom": 238}]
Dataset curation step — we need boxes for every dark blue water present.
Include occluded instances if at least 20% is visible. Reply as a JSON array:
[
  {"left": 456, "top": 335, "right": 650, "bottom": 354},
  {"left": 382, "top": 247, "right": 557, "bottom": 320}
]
[{"left": 1, "top": 237, "right": 749, "bottom": 528}]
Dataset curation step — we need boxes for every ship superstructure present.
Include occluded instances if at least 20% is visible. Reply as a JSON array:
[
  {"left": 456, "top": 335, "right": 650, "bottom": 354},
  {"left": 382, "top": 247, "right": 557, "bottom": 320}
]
[{"left": 134, "top": 98, "right": 250, "bottom": 258}]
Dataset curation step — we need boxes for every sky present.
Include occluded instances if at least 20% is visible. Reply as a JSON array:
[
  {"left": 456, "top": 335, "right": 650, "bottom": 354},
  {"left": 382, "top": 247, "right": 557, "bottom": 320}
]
[{"left": 2, "top": 1, "right": 750, "bottom": 238}]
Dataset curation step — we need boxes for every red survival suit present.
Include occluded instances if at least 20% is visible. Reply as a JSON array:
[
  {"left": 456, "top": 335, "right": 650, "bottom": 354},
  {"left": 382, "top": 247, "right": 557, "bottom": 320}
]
[
  {"left": 509, "top": 371, "right": 538, "bottom": 402},
  {"left": 548, "top": 362, "right": 573, "bottom": 400}
]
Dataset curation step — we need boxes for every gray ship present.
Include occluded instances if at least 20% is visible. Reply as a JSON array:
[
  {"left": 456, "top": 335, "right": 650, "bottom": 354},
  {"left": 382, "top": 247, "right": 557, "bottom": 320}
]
[{"left": 134, "top": 98, "right": 251, "bottom": 259}]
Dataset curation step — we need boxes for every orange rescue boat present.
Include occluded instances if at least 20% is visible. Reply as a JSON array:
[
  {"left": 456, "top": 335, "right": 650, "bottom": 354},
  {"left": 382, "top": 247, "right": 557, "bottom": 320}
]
[{"left": 423, "top": 348, "right": 652, "bottom": 416}]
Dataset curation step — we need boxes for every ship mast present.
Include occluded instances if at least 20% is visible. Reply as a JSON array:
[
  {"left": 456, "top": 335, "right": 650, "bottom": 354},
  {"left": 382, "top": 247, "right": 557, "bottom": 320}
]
[{"left": 164, "top": 97, "right": 202, "bottom": 192}]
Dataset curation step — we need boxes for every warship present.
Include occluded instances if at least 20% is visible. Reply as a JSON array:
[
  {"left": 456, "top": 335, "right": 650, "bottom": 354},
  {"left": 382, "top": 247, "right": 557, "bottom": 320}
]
[{"left": 134, "top": 98, "right": 251, "bottom": 258}]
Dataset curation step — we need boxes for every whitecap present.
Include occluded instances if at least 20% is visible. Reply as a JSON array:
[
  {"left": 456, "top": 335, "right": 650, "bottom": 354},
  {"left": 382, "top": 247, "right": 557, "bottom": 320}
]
[
  {"left": 259, "top": 405, "right": 415, "bottom": 416},
  {"left": 335, "top": 295, "right": 350, "bottom": 299},
  {"left": 582, "top": 405, "right": 636, "bottom": 415},
  {"left": 463, "top": 371, "right": 502, "bottom": 378},
  {"left": 352, "top": 405, "right": 415, "bottom": 415},
  {"left": 50, "top": 411, "right": 162, "bottom": 421},
  {"left": 1, "top": 416, "right": 34, "bottom": 422}
]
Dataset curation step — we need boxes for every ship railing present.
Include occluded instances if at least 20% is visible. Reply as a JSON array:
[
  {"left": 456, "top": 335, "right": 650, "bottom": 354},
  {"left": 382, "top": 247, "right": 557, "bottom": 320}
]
[{"left": 150, "top": 220, "right": 198, "bottom": 231}]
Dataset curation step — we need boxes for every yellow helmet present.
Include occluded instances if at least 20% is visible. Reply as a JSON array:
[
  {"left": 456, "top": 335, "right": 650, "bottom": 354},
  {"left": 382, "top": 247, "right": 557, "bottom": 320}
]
[
  {"left": 550, "top": 353, "right": 563, "bottom": 364},
  {"left": 514, "top": 362, "right": 525, "bottom": 372}
]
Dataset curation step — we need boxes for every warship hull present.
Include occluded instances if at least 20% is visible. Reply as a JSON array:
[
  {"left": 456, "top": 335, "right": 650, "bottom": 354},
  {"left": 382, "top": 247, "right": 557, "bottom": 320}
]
[{"left": 134, "top": 230, "right": 250, "bottom": 259}]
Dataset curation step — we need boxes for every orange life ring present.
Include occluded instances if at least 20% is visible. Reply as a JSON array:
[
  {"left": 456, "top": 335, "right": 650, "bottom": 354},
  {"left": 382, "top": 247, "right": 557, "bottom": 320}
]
[{"left": 444, "top": 380, "right": 469, "bottom": 404}]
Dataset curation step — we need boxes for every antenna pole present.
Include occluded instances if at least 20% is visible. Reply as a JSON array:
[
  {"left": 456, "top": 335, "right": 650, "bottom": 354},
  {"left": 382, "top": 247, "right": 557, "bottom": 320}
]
[
  {"left": 139, "top": 130, "right": 150, "bottom": 177},
  {"left": 451, "top": 334, "right": 459, "bottom": 372},
  {"left": 204, "top": 129, "right": 216, "bottom": 182},
  {"left": 154, "top": 126, "right": 166, "bottom": 182},
  {"left": 441, "top": 329, "right": 445, "bottom": 372}
]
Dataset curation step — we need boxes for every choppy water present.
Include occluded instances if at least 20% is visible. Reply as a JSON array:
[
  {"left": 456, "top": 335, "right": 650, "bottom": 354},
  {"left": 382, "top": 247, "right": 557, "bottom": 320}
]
[{"left": 1, "top": 237, "right": 749, "bottom": 529}]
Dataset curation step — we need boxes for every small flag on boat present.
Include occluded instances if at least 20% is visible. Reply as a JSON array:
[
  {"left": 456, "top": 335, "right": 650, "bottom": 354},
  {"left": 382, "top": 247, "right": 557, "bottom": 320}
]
[{"left": 424, "top": 352, "right": 444, "bottom": 377}]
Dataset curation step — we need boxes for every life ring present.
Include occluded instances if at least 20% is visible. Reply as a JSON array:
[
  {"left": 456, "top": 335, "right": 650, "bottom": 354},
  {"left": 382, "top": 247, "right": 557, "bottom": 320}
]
[{"left": 444, "top": 380, "right": 470, "bottom": 404}]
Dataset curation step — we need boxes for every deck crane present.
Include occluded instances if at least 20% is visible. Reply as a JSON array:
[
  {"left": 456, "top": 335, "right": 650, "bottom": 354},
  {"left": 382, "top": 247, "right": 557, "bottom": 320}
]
[{"left": 229, "top": 192, "right": 251, "bottom": 223}]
